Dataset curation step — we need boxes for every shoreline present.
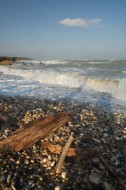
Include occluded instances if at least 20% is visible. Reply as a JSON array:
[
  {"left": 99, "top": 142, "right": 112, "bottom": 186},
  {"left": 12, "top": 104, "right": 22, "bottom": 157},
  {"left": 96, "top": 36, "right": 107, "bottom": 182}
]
[
  {"left": 0, "top": 95, "right": 126, "bottom": 189},
  {"left": 0, "top": 93, "right": 126, "bottom": 114}
]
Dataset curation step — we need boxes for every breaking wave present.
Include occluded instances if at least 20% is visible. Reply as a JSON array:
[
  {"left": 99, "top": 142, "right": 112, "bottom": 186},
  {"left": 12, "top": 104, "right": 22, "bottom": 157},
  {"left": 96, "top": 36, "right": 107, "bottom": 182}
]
[
  {"left": 0, "top": 58, "right": 126, "bottom": 114},
  {"left": 0, "top": 65, "right": 126, "bottom": 101}
]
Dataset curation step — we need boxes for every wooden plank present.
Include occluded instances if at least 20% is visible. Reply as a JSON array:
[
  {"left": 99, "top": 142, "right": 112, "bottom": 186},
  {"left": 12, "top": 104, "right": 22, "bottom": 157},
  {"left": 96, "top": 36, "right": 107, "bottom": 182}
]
[{"left": 0, "top": 112, "right": 70, "bottom": 152}]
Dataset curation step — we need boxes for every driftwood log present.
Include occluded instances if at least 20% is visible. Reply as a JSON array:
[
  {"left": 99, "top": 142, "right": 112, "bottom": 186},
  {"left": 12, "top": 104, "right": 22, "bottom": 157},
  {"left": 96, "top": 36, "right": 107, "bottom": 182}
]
[
  {"left": 0, "top": 112, "right": 70, "bottom": 152},
  {"left": 41, "top": 142, "right": 101, "bottom": 159}
]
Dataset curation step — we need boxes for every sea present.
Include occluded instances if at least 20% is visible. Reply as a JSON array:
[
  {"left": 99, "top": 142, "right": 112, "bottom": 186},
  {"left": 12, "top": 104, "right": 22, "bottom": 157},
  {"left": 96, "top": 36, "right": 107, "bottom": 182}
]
[{"left": 0, "top": 59, "right": 126, "bottom": 113}]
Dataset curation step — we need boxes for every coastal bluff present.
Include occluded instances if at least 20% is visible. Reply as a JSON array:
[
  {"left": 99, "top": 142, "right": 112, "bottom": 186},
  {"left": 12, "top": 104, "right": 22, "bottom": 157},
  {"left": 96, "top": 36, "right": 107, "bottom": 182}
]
[{"left": 0, "top": 56, "right": 31, "bottom": 65}]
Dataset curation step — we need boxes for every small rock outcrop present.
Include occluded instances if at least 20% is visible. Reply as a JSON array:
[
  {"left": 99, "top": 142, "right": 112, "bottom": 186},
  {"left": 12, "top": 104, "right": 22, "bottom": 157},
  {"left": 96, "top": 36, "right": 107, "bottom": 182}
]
[
  {"left": 0, "top": 60, "right": 13, "bottom": 65},
  {"left": 0, "top": 56, "right": 31, "bottom": 65}
]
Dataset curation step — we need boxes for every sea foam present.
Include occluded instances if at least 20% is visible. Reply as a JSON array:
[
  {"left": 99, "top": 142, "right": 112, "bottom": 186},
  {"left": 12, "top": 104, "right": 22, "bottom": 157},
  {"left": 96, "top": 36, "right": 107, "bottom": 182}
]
[{"left": 0, "top": 59, "right": 126, "bottom": 112}]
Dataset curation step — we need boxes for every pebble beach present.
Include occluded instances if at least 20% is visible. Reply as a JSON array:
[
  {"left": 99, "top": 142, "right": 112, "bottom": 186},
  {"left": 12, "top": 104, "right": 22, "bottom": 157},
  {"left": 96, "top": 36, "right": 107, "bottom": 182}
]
[{"left": 0, "top": 95, "right": 126, "bottom": 190}]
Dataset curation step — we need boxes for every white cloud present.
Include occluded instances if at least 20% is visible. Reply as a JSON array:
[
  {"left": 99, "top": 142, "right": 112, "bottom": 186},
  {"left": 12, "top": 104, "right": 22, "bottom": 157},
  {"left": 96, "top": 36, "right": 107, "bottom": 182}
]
[
  {"left": 59, "top": 18, "right": 102, "bottom": 28},
  {"left": 88, "top": 18, "right": 101, "bottom": 26}
]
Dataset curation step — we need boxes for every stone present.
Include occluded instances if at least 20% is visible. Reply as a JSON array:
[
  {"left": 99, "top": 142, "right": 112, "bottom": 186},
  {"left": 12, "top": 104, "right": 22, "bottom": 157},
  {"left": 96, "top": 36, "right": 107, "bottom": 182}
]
[
  {"left": 24, "top": 159, "right": 29, "bottom": 165},
  {"left": 103, "top": 133, "right": 109, "bottom": 138},
  {"left": 89, "top": 172, "right": 100, "bottom": 184},
  {"left": 55, "top": 185, "right": 61, "bottom": 190},
  {"left": 0, "top": 60, "right": 13, "bottom": 65},
  {"left": 104, "top": 182, "right": 111, "bottom": 190},
  {"left": 92, "top": 157, "right": 100, "bottom": 163},
  {"left": 61, "top": 171, "right": 67, "bottom": 179}
]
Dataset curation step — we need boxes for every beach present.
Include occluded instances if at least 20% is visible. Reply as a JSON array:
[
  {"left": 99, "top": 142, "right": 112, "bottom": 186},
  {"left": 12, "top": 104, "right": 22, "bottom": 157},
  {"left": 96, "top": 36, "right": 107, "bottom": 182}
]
[
  {"left": 1, "top": 0, "right": 126, "bottom": 188},
  {"left": 0, "top": 95, "right": 126, "bottom": 190}
]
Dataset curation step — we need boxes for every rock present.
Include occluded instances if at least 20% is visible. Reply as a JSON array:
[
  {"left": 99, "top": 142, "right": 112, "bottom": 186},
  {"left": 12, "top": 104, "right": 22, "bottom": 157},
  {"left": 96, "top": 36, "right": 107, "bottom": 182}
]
[
  {"left": 61, "top": 171, "right": 67, "bottom": 179},
  {"left": 99, "top": 163, "right": 105, "bottom": 170},
  {"left": 123, "top": 135, "right": 126, "bottom": 140},
  {"left": 24, "top": 159, "right": 29, "bottom": 165},
  {"left": 55, "top": 185, "right": 61, "bottom": 190},
  {"left": 0, "top": 60, "right": 13, "bottom": 65},
  {"left": 92, "top": 137, "right": 101, "bottom": 144},
  {"left": 51, "top": 161, "right": 55, "bottom": 167},
  {"left": 41, "top": 158, "right": 48, "bottom": 167},
  {"left": 54, "top": 135, "right": 60, "bottom": 142},
  {"left": 92, "top": 157, "right": 100, "bottom": 163},
  {"left": 89, "top": 172, "right": 100, "bottom": 184},
  {"left": 103, "top": 133, "right": 109, "bottom": 138},
  {"left": 123, "top": 146, "right": 126, "bottom": 162},
  {"left": 104, "top": 182, "right": 111, "bottom": 190}
]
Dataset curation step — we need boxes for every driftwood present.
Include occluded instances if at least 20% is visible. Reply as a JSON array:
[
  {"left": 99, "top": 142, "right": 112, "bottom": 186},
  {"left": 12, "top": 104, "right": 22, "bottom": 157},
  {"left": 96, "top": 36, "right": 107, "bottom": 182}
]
[
  {"left": 55, "top": 132, "right": 74, "bottom": 173},
  {"left": 0, "top": 112, "right": 70, "bottom": 152},
  {"left": 41, "top": 141, "right": 101, "bottom": 159}
]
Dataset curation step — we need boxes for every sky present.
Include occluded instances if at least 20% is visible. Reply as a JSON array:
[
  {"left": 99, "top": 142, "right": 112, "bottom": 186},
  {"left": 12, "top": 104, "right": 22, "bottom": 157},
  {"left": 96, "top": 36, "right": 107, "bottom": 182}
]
[{"left": 0, "top": 0, "right": 126, "bottom": 60}]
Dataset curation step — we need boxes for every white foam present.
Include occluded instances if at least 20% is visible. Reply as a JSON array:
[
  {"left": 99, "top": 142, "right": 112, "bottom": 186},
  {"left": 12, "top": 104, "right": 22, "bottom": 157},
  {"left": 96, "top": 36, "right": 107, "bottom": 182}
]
[
  {"left": 41, "top": 60, "right": 68, "bottom": 65},
  {"left": 0, "top": 60, "right": 126, "bottom": 113},
  {"left": 115, "top": 79, "right": 126, "bottom": 101},
  {"left": 0, "top": 66, "right": 80, "bottom": 88},
  {"left": 84, "top": 77, "right": 126, "bottom": 101},
  {"left": 122, "top": 71, "right": 126, "bottom": 73}
]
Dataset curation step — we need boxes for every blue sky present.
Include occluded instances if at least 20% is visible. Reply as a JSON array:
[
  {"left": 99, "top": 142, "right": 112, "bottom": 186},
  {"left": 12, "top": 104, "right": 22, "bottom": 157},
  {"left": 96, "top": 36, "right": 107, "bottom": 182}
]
[{"left": 0, "top": 0, "right": 126, "bottom": 60}]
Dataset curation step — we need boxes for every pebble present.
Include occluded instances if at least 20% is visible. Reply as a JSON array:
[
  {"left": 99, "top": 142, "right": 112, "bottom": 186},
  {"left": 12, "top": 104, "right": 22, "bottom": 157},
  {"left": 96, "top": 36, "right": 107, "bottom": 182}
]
[
  {"left": 92, "top": 137, "right": 101, "bottom": 144},
  {"left": 103, "top": 133, "right": 109, "bottom": 138},
  {"left": 7, "top": 173, "right": 11, "bottom": 184},
  {"left": 51, "top": 161, "right": 55, "bottom": 167},
  {"left": 92, "top": 157, "right": 100, "bottom": 163},
  {"left": 104, "top": 181, "right": 111, "bottom": 190},
  {"left": 16, "top": 160, "right": 20, "bottom": 164},
  {"left": 54, "top": 185, "right": 61, "bottom": 190},
  {"left": 89, "top": 173, "right": 100, "bottom": 184},
  {"left": 61, "top": 171, "right": 67, "bottom": 179},
  {"left": 24, "top": 159, "right": 29, "bottom": 165},
  {"left": 0, "top": 95, "right": 126, "bottom": 190}
]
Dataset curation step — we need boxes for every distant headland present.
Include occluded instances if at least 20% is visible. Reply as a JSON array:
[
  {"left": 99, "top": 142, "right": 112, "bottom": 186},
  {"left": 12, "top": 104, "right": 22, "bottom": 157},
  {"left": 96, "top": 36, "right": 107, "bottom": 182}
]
[{"left": 0, "top": 56, "right": 31, "bottom": 65}]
